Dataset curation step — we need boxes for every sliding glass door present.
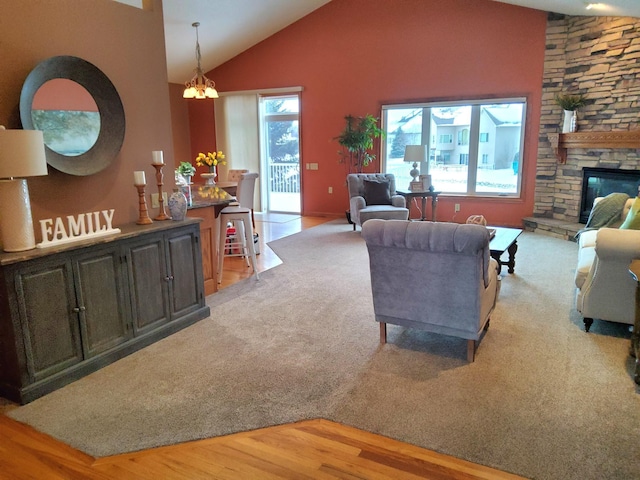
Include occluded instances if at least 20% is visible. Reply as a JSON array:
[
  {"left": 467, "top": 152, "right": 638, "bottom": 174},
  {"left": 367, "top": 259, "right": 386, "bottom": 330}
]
[{"left": 259, "top": 95, "right": 301, "bottom": 214}]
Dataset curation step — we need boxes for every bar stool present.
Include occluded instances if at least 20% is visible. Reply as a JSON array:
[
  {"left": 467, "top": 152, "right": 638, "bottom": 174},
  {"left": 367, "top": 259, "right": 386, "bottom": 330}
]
[{"left": 217, "top": 172, "right": 259, "bottom": 283}]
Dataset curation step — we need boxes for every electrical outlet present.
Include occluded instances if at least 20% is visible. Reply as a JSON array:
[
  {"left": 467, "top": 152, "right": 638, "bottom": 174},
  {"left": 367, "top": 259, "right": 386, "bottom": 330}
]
[
  {"left": 151, "top": 192, "right": 168, "bottom": 208},
  {"left": 454, "top": 203, "right": 461, "bottom": 212},
  {"left": 328, "top": 186, "right": 333, "bottom": 194}
]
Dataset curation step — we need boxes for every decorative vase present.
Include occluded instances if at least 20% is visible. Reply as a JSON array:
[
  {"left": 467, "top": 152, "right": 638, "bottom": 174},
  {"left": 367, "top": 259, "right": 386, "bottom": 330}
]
[
  {"left": 168, "top": 190, "right": 188, "bottom": 221},
  {"left": 562, "top": 109, "right": 577, "bottom": 133},
  {"left": 201, "top": 171, "right": 217, "bottom": 185}
]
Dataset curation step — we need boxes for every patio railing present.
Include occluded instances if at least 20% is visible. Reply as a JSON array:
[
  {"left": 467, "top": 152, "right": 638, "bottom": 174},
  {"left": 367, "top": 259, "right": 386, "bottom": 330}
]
[{"left": 269, "top": 162, "right": 300, "bottom": 193}]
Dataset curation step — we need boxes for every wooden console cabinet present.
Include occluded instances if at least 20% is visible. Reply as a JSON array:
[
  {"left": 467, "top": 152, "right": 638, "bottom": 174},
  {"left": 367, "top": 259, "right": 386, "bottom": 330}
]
[{"left": 0, "top": 219, "right": 210, "bottom": 404}]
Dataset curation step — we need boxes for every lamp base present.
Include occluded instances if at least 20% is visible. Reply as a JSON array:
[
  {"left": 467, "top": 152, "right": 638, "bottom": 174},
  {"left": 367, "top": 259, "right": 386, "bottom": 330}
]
[
  {"left": 0, "top": 179, "right": 36, "bottom": 252},
  {"left": 409, "top": 162, "right": 420, "bottom": 182}
]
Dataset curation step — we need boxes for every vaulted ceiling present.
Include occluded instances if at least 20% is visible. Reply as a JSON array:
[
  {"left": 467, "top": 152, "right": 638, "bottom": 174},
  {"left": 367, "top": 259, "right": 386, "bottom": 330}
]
[{"left": 157, "top": 0, "right": 640, "bottom": 85}]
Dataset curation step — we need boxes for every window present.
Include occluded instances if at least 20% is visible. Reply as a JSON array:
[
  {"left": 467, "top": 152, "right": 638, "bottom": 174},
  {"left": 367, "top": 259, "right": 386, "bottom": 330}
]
[
  {"left": 458, "top": 129, "right": 469, "bottom": 146},
  {"left": 382, "top": 98, "right": 525, "bottom": 196}
]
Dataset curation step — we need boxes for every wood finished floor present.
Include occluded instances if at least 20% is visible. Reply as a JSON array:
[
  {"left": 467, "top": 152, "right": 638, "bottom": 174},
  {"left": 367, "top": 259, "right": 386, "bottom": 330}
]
[{"left": 0, "top": 214, "right": 527, "bottom": 480}]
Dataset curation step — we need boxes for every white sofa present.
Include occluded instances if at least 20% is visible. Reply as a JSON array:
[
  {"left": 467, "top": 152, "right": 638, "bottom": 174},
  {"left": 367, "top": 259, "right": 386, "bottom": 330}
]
[{"left": 575, "top": 197, "right": 640, "bottom": 331}]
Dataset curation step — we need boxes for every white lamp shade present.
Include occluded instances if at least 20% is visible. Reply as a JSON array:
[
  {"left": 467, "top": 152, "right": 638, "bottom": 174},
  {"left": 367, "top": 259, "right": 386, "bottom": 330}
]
[
  {"left": 404, "top": 145, "right": 427, "bottom": 163},
  {"left": 204, "top": 87, "right": 219, "bottom": 98},
  {"left": 0, "top": 129, "right": 48, "bottom": 178}
]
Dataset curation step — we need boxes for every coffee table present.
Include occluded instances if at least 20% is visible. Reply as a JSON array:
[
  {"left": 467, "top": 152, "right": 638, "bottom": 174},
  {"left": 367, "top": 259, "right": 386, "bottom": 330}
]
[{"left": 489, "top": 226, "right": 522, "bottom": 274}]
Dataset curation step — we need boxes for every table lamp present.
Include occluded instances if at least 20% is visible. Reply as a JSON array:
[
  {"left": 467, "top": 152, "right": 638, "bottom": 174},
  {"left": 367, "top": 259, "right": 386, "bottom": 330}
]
[
  {"left": 0, "top": 127, "right": 48, "bottom": 252},
  {"left": 404, "top": 145, "right": 427, "bottom": 190}
]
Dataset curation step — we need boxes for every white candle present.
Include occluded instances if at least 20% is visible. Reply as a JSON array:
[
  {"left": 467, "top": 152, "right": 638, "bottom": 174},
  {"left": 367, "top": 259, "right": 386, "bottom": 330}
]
[
  {"left": 133, "top": 171, "right": 146, "bottom": 186},
  {"left": 151, "top": 150, "right": 164, "bottom": 165}
]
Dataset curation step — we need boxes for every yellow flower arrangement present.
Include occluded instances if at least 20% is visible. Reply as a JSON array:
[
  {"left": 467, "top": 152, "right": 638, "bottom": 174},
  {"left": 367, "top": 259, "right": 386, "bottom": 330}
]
[{"left": 195, "top": 151, "right": 226, "bottom": 171}]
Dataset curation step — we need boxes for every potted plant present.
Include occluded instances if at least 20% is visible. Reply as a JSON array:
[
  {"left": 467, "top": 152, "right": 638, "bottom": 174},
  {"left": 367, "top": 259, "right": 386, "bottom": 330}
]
[
  {"left": 555, "top": 93, "right": 587, "bottom": 133},
  {"left": 335, "top": 114, "right": 385, "bottom": 174},
  {"left": 177, "top": 161, "right": 196, "bottom": 183},
  {"left": 335, "top": 114, "right": 385, "bottom": 223}
]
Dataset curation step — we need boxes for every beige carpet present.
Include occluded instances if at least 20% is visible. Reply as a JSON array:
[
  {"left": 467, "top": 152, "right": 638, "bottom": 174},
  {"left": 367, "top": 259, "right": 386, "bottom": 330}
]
[{"left": 8, "top": 220, "right": 640, "bottom": 479}]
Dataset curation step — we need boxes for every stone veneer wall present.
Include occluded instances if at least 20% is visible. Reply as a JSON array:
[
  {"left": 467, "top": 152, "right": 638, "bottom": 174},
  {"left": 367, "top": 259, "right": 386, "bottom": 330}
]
[{"left": 535, "top": 14, "right": 640, "bottom": 222}]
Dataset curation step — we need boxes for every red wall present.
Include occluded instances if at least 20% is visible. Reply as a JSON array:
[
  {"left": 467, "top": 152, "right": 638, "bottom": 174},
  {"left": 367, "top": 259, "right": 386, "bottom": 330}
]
[
  {"left": 32, "top": 79, "right": 98, "bottom": 111},
  {"left": 196, "top": 0, "right": 548, "bottom": 226}
]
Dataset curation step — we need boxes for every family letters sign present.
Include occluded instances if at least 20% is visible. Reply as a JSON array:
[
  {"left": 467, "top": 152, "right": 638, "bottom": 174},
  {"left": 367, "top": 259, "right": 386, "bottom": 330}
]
[{"left": 37, "top": 209, "right": 121, "bottom": 248}]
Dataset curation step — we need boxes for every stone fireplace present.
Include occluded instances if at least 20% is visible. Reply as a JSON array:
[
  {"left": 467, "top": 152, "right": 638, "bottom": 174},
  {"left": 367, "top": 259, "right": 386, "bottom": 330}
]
[{"left": 531, "top": 14, "right": 640, "bottom": 237}]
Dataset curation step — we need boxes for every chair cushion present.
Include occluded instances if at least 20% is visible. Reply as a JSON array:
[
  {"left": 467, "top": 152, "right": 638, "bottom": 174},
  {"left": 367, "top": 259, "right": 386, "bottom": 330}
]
[
  {"left": 359, "top": 206, "right": 408, "bottom": 224},
  {"left": 620, "top": 196, "right": 640, "bottom": 229},
  {"left": 363, "top": 178, "right": 392, "bottom": 205}
]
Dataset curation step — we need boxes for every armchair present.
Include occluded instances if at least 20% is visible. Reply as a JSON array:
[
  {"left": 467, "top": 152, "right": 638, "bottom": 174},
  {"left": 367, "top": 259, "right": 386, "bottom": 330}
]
[
  {"left": 347, "top": 173, "right": 409, "bottom": 231},
  {"left": 362, "top": 219, "right": 500, "bottom": 362},
  {"left": 575, "top": 227, "right": 640, "bottom": 331},
  {"left": 575, "top": 195, "right": 640, "bottom": 331}
]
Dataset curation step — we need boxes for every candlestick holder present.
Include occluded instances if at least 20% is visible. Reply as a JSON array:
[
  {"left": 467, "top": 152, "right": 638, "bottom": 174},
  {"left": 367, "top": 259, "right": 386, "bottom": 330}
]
[
  {"left": 135, "top": 184, "right": 153, "bottom": 225},
  {"left": 152, "top": 164, "right": 170, "bottom": 220}
]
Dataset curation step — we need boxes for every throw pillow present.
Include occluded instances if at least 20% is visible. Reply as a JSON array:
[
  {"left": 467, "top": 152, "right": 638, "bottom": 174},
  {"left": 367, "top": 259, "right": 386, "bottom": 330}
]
[
  {"left": 620, "top": 196, "right": 640, "bottom": 229},
  {"left": 363, "top": 179, "right": 392, "bottom": 205}
]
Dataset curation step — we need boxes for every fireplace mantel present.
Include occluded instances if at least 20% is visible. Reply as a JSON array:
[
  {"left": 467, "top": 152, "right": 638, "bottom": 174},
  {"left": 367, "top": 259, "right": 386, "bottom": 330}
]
[{"left": 548, "top": 131, "right": 640, "bottom": 164}]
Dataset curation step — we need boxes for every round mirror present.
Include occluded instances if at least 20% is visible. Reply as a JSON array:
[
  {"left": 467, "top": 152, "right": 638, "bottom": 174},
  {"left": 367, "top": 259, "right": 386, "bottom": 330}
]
[
  {"left": 32, "top": 79, "right": 100, "bottom": 156},
  {"left": 20, "top": 56, "right": 125, "bottom": 176}
]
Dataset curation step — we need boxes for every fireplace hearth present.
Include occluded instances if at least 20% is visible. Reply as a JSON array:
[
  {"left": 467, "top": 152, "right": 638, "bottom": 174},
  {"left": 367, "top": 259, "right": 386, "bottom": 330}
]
[{"left": 580, "top": 167, "right": 640, "bottom": 223}]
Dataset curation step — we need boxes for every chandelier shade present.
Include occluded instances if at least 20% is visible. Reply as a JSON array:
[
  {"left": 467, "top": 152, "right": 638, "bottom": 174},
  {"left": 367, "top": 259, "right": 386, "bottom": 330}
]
[{"left": 183, "top": 22, "right": 218, "bottom": 99}]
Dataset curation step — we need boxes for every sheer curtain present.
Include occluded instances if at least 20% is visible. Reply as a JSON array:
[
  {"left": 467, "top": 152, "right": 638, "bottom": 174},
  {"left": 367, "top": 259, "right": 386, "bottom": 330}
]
[{"left": 214, "top": 94, "right": 261, "bottom": 210}]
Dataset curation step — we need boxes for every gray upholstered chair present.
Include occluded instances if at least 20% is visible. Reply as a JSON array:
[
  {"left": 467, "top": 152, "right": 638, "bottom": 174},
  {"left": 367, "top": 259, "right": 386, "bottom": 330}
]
[
  {"left": 347, "top": 173, "right": 409, "bottom": 231},
  {"left": 362, "top": 219, "right": 500, "bottom": 362}
]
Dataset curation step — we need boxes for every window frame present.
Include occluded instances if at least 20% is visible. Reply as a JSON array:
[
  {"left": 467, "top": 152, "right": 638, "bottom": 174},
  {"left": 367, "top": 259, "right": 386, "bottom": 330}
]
[{"left": 381, "top": 97, "right": 526, "bottom": 198}]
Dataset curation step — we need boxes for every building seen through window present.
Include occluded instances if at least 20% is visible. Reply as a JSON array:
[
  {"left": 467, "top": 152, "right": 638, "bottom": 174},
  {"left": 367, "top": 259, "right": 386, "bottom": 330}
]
[{"left": 382, "top": 99, "right": 525, "bottom": 195}]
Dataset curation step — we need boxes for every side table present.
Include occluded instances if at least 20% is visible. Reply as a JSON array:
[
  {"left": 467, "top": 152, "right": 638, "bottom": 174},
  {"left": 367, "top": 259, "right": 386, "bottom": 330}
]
[
  {"left": 397, "top": 189, "right": 440, "bottom": 221},
  {"left": 627, "top": 259, "right": 640, "bottom": 385}
]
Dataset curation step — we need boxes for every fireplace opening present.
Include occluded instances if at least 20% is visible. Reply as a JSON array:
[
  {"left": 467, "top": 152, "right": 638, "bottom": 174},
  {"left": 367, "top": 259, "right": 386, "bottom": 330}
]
[{"left": 580, "top": 167, "right": 640, "bottom": 223}]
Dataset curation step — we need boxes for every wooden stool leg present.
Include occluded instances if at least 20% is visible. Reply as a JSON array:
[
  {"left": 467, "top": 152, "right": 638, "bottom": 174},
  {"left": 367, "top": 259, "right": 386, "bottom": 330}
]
[{"left": 379, "top": 322, "right": 387, "bottom": 343}]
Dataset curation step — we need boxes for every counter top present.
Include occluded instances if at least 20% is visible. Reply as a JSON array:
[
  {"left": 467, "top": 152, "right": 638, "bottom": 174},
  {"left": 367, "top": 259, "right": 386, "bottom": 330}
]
[{"left": 185, "top": 184, "right": 235, "bottom": 210}]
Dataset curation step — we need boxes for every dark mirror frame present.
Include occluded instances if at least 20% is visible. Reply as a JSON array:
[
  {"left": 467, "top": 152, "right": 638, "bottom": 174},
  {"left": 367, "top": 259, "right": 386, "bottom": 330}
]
[{"left": 20, "top": 55, "right": 125, "bottom": 176}]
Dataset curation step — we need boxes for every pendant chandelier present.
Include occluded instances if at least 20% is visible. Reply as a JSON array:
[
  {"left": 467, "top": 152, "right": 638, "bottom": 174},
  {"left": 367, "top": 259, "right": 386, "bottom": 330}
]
[{"left": 183, "top": 22, "right": 218, "bottom": 99}]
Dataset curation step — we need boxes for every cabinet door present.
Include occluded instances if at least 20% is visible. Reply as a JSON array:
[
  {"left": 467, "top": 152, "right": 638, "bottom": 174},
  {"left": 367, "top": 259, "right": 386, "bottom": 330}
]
[
  {"left": 15, "top": 260, "right": 82, "bottom": 381},
  {"left": 74, "top": 248, "right": 131, "bottom": 357},
  {"left": 128, "top": 238, "right": 170, "bottom": 334},
  {"left": 166, "top": 229, "right": 203, "bottom": 318}
]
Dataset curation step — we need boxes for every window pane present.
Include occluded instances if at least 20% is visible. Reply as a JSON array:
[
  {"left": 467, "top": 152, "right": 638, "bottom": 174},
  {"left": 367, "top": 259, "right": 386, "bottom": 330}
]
[
  {"left": 264, "top": 97, "right": 299, "bottom": 114},
  {"left": 475, "top": 103, "right": 522, "bottom": 194},
  {"left": 384, "top": 108, "right": 423, "bottom": 191},
  {"left": 430, "top": 105, "right": 471, "bottom": 193}
]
